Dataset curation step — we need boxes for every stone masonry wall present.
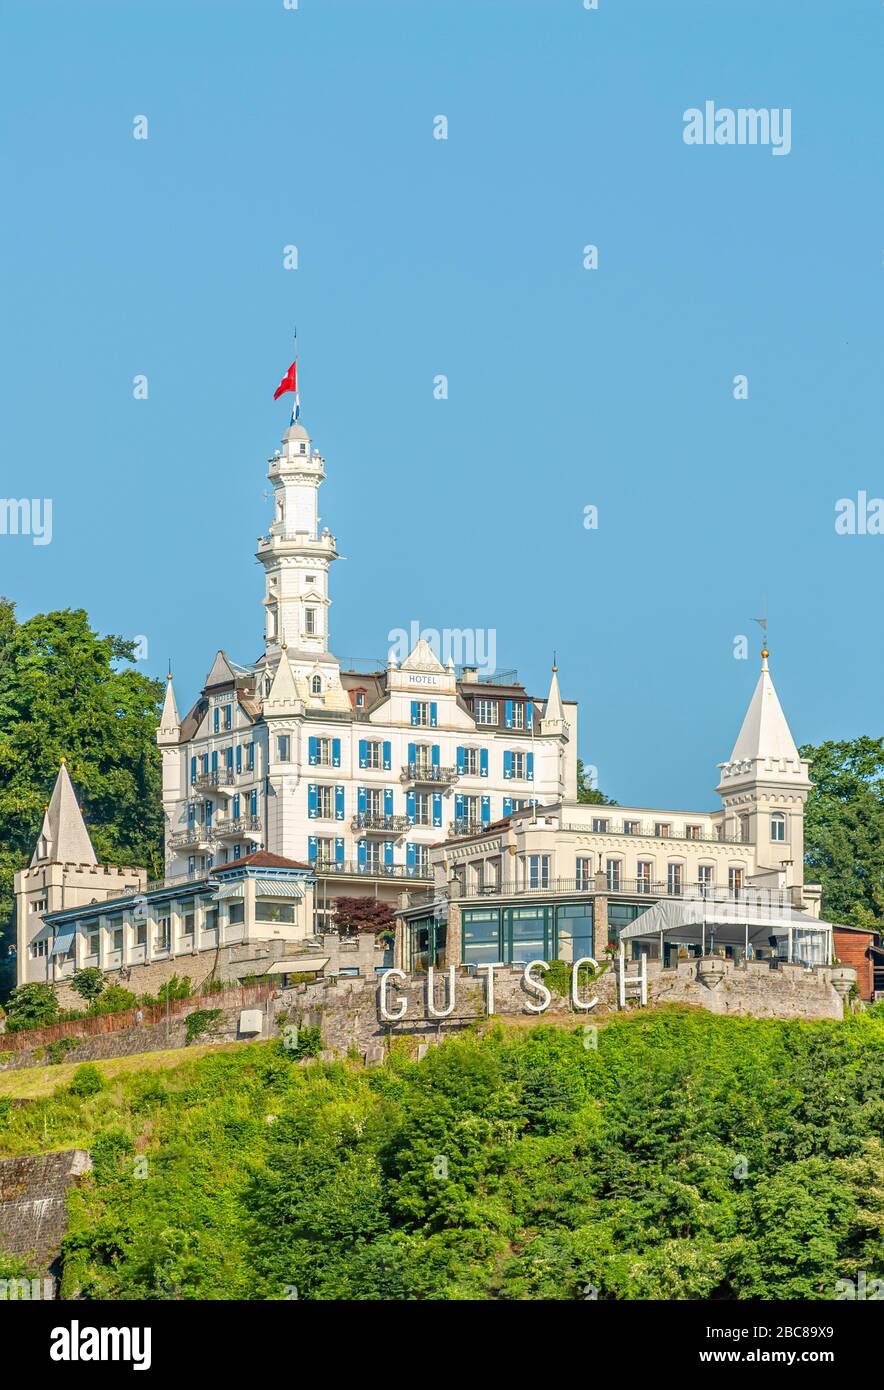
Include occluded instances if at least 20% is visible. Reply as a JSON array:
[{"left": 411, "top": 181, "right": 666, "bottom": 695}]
[{"left": 0, "top": 1150, "right": 92, "bottom": 1270}]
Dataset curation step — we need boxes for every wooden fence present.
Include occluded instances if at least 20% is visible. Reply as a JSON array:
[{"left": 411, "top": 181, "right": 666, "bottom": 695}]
[{"left": 0, "top": 982, "right": 277, "bottom": 1054}]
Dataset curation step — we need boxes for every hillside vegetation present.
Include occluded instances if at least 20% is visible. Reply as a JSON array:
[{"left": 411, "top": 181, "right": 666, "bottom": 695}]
[{"left": 2, "top": 1007, "right": 884, "bottom": 1300}]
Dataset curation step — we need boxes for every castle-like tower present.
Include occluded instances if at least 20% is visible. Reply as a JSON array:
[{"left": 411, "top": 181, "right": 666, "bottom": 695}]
[{"left": 156, "top": 388, "right": 577, "bottom": 912}]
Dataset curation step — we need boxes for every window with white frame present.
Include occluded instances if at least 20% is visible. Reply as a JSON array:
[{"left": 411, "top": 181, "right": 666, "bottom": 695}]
[
  {"left": 311, "top": 674, "right": 322, "bottom": 695},
  {"left": 316, "top": 785, "right": 333, "bottom": 819},
  {"left": 510, "top": 751, "right": 526, "bottom": 779},
  {"left": 527, "top": 854, "right": 549, "bottom": 889},
  {"left": 637, "top": 860, "right": 653, "bottom": 892},
  {"left": 462, "top": 747, "right": 479, "bottom": 775},
  {"left": 461, "top": 795, "right": 480, "bottom": 824},
  {"left": 474, "top": 699, "right": 497, "bottom": 725},
  {"left": 412, "top": 701, "right": 431, "bottom": 727},
  {"left": 414, "top": 792, "right": 431, "bottom": 826},
  {"left": 729, "top": 867, "right": 744, "bottom": 894},
  {"left": 685, "top": 824, "right": 702, "bottom": 841},
  {"left": 592, "top": 817, "right": 609, "bottom": 833},
  {"left": 364, "top": 740, "right": 382, "bottom": 769},
  {"left": 413, "top": 743, "right": 431, "bottom": 771},
  {"left": 315, "top": 737, "right": 332, "bottom": 766},
  {"left": 623, "top": 820, "right": 640, "bottom": 836},
  {"left": 277, "top": 735, "right": 291, "bottom": 762},
  {"left": 667, "top": 863, "right": 683, "bottom": 896},
  {"left": 413, "top": 843, "right": 429, "bottom": 872},
  {"left": 305, "top": 608, "right": 317, "bottom": 636},
  {"left": 697, "top": 864, "right": 714, "bottom": 890},
  {"left": 365, "top": 788, "right": 382, "bottom": 817},
  {"left": 770, "top": 812, "right": 786, "bottom": 842},
  {"left": 316, "top": 836, "right": 335, "bottom": 866},
  {"left": 655, "top": 822, "right": 672, "bottom": 838},
  {"left": 606, "top": 858, "right": 621, "bottom": 890},
  {"left": 576, "top": 856, "right": 593, "bottom": 890},
  {"left": 29, "top": 939, "right": 48, "bottom": 959},
  {"left": 510, "top": 703, "right": 525, "bottom": 730}
]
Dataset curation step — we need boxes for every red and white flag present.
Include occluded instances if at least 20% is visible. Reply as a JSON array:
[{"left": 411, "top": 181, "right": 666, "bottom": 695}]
[{"left": 273, "top": 360, "right": 298, "bottom": 400}]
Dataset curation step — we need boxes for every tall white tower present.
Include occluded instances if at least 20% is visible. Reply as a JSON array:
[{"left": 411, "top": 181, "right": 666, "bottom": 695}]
[{"left": 257, "top": 420, "right": 339, "bottom": 674}]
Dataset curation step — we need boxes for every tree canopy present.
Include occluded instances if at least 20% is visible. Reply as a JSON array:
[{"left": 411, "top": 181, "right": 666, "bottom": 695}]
[
  {"left": 0, "top": 600, "right": 165, "bottom": 942},
  {"left": 800, "top": 737, "right": 884, "bottom": 927}
]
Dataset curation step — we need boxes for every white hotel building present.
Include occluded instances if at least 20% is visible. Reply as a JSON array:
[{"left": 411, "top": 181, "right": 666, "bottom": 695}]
[{"left": 156, "top": 410, "right": 577, "bottom": 920}]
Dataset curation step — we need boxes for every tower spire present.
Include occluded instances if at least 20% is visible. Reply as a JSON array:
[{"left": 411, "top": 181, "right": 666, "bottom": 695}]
[{"left": 31, "top": 763, "right": 97, "bottom": 867}]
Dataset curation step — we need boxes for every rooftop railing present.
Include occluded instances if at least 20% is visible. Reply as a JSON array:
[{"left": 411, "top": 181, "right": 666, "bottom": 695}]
[
  {"left": 561, "top": 821, "right": 747, "bottom": 846},
  {"left": 464, "top": 879, "right": 793, "bottom": 907}
]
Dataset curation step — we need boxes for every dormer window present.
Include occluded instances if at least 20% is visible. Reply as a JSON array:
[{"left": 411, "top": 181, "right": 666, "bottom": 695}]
[
  {"left": 354, "top": 691, "right": 365, "bottom": 708},
  {"left": 311, "top": 675, "right": 322, "bottom": 695}
]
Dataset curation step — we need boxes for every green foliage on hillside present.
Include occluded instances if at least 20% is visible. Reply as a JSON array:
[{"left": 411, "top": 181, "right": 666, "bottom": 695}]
[
  {"left": 2, "top": 1009, "right": 884, "bottom": 1300},
  {"left": 0, "top": 600, "right": 164, "bottom": 943},
  {"left": 800, "top": 737, "right": 884, "bottom": 927}
]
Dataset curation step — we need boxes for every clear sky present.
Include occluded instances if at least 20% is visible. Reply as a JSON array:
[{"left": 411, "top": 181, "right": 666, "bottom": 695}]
[{"left": 2, "top": 0, "right": 882, "bottom": 809}]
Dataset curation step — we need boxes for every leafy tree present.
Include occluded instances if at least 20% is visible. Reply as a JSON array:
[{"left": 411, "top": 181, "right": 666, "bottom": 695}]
[
  {"left": 332, "top": 896, "right": 396, "bottom": 937},
  {"left": 90, "top": 984, "right": 138, "bottom": 1015},
  {"left": 576, "top": 758, "right": 615, "bottom": 805},
  {"left": 0, "top": 601, "right": 164, "bottom": 948},
  {"left": 70, "top": 1063, "right": 105, "bottom": 1097},
  {"left": 800, "top": 737, "right": 884, "bottom": 926},
  {"left": 71, "top": 967, "right": 106, "bottom": 1005},
  {"left": 3, "top": 981, "right": 59, "bottom": 1032}
]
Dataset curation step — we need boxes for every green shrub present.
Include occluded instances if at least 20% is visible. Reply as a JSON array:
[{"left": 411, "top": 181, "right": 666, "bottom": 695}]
[
  {"left": 185, "top": 1009, "right": 223, "bottom": 1045},
  {"left": 4, "top": 982, "right": 60, "bottom": 1033},
  {"left": 69, "top": 1063, "right": 104, "bottom": 1097},
  {"left": 89, "top": 985, "right": 138, "bottom": 1016},
  {"left": 47, "top": 1038, "right": 80, "bottom": 1065},
  {"left": 278, "top": 1024, "right": 323, "bottom": 1060},
  {"left": 71, "top": 967, "right": 106, "bottom": 1004}
]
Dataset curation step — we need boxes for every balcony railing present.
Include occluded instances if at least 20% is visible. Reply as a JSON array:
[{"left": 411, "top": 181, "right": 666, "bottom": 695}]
[
  {"left": 351, "top": 813, "right": 411, "bottom": 834},
  {"left": 466, "top": 878, "right": 791, "bottom": 906},
  {"left": 313, "top": 859, "right": 433, "bottom": 881},
  {"left": 452, "top": 817, "right": 488, "bottom": 836},
  {"left": 213, "top": 815, "right": 262, "bottom": 840},
  {"left": 193, "top": 770, "right": 236, "bottom": 791},
  {"left": 561, "top": 821, "right": 748, "bottom": 846},
  {"left": 168, "top": 827, "right": 214, "bottom": 851},
  {"left": 400, "top": 763, "right": 459, "bottom": 786}
]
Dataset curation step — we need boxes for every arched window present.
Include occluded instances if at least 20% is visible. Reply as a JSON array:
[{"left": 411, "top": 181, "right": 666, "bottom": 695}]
[
  {"left": 311, "top": 675, "right": 322, "bottom": 695},
  {"left": 770, "top": 812, "right": 786, "bottom": 842}
]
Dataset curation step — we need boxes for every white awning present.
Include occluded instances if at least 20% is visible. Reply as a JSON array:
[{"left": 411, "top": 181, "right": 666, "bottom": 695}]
[
  {"left": 266, "top": 956, "right": 329, "bottom": 974},
  {"left": 619, "top": 897, "right": 831, "bottom": 944}
]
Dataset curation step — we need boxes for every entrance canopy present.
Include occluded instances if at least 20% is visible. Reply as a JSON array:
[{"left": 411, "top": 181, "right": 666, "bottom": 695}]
[{"left": 620, "top": 897, "right": 832, "bottom": 965}]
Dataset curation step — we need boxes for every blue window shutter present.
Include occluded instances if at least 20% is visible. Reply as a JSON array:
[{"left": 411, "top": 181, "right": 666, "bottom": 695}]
[
  {"left": 187, "top": 804, "right": 195, "bottom": 828},
  {"left": 248, "top": 742, "right": 255, "bottom": 771},
  {"left": 407, "top": 742, "right": 416, "bottom": 764},
  {"left": 525, "top": 700, "right": 533, "bottom": 730},
  {"left": 406, "top": 790, "right": 416, "bottom": 823},
  {"left": 225, "top": 705, "right": 232, "bottom": 729},
  {"left": 250, "top": 789, "right": 258, "bottom": 817},
  {"left": 233, "top": 844, "right": 240, "bottom": 860},
  {"left": 430, "top": 701, "right": 438, "bottom": 728},
  {"left": 213, "top": 707, "right": 219, "bottom": 733},
  {"left": 335, "top": 786, "right": 345, "bottom": 821},
  {"left": 357, "top": 839, "right": 367, "bottom": 867},
  {"left": 479, "top": 747, "right": 488, "bottom": 778},
  {"left": 202, "top": 754, "right": 208, "bottom": 774},
  {"left": 384, "top": 787, "right": 393, "bottom": 816},
  {"left": 432, "top": 792, "right": 442, "bottom": 827},
  {"left": 308, "top": 835, "right": 317, "bottom": 862},
  {"left": 206, "top": 800, "right": 214, "bottom": 826},
  {"left": 406, "top": 841, "right": 416, "bottom": 868},
  {"left": 190, "top": 756, "right": 196, "bottom": 784},
  {"left": 308, "top": 784, "right": 318, "bottom": 819},
  {"left": 358, "top": 738, "right": 368, "bottom": 769},
  {"left": 455, "top": 792, "right": 465, "bottom": 820},
  {"left": 410, "top": 700, "right": 419, "bottom": 727},
  {"left": 505, "top": 699, "right": 514, "bottom": 728},
  {"left": 332, "top": 737, "right": 341, "bottom": 768},
  {"left": 382, "top": 740, "right": 391, "bottom": 770},
  {"left": 233, "top": 794, "right": 240, "bottom": 818},
  {"left": 481, "top": 794, "right": 491, "bottom": 824},
  {"left": 431, "top": 744, "right": 440, "bottom": 767},
  {"left": 358, "top": 786, "right": 367, "bottom": 815},
  {"left": 456, "top": 746, "right": 465, "bottom": 774},
  {"left": 527, "top": 751, "right": 534, "bottom": 782},
  {"left": 335, "top": 836, "right": 345, "bottom": 863},
  {"left": 384, "top": 840, "right": 394, "bottom": 867},
  {"left": 235, "top": 745, "right": 242, "bottom": 774},
  {"left": 503, "top": 796, "right": 513, "bottom": 817},
  {"left": 504, "top": 750, "right": 513, "bottom": 780},
  {"left": 211, "top": 750, "right": 218, "bottom": 774},
  {"left": 226, "top": 747, "right": 233, "bottom": 770},
  {"left": 308, "top": 736, "right": 318, "bottom": 766}
]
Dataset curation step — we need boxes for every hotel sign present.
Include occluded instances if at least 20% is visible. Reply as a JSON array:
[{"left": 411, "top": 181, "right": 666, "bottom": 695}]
[{"left": 379, "top": 959, "right": 601, "bottom": 1020}]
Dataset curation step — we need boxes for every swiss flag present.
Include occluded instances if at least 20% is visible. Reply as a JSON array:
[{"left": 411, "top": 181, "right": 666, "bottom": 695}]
[{"left": 273, "top": 360, "right": 298, "bottom": 400}]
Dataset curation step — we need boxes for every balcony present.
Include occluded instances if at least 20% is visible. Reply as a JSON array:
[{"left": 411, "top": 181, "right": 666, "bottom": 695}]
[
  {"left": 467, "top": 877, "right": 791, "bottom": 907},
  {"left": 168, "top": 827, "right": 214, "bottom": 852},
  {"left": 192, "top": 770, "right": 236, "bottom": 796},
  {"left": 213, "top": 815, "right": 262, "bottom": 841},
  {"left": 400, "top": 763, "right": 459, "bottom": 786},
  {"left": 561, "top": 820, "right": 746, "bottom": 846},
  {"left": 313, "top": 859, "right": 433, "bottom": 881},
  {"left": 351, "top": 813, "right": 411, "bottom": 835},
  {"left": 452, "top": 817, "right": 487, "bottom": 837}
]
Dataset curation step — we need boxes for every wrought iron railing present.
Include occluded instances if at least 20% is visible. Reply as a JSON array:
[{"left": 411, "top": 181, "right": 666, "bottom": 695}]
[
  {"left": 466, "top": 878, "right": 790, "bottom": 905},
  {"left": 452, "top": 817, "right": 487, "bottom": 836},
  {"left": 561, "top": 821, "right": 748, "bottom": 846},
  {"left": 400, "top": 763, "right": 459, "bottom": 785},
  {"left": 351, "top": 813, "right": 411, "bottom": 833},
  {"left": 193, "top": 770, "right": 236, "bottom": 791},
  {"left": 213, "top": 815, "right": 262, "bottom": 839},
  {"left": 313, "top": 860, "right": 433, "bottom": 881}
]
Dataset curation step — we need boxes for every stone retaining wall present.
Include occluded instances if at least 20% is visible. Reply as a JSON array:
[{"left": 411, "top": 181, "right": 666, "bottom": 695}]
[{"left": 0, "top": 1150, "right": 92, "bottom": 1270}]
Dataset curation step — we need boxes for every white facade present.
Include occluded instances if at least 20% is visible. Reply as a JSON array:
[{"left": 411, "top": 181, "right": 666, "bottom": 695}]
[{"left": 157, "top": 415, "right": 577, "bottom": 884}]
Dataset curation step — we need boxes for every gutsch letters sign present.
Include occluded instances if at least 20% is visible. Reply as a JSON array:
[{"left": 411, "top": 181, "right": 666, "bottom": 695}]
[{"left": 379, "top": 960, "right": 601, "bottom": 1020}]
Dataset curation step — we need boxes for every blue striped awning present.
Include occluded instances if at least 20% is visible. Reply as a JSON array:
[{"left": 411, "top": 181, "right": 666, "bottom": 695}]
[{"left": 51, "top": 924, "right": 77, "bottom": 956}]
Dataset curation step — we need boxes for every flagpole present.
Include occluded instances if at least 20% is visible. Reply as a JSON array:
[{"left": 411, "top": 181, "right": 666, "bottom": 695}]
[{"left": 291, "top": 325, "right": 298, "bottom": 425}]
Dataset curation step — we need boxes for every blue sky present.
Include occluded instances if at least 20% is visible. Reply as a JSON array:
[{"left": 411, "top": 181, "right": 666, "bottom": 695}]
[{"left": 2, "top": 0, "right": 882, "bottom": 809}]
